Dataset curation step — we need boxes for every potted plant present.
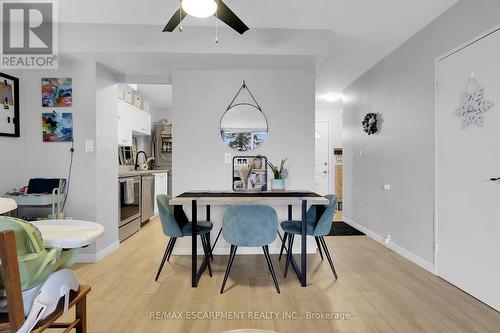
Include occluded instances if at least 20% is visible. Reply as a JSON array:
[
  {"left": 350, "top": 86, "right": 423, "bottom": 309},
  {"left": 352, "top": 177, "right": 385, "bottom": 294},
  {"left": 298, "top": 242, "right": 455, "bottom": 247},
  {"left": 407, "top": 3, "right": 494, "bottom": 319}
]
[{"left": 268, "top": 158, "right": 288, "bottom": 191}]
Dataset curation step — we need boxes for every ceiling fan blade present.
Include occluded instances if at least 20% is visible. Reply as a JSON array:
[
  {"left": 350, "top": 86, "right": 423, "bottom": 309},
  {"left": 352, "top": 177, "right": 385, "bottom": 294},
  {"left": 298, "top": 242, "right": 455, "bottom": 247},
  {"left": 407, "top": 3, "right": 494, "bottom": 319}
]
[
  {"left": 216, "top": 0, "right": 249, "bottom": 35},
  {"left": 163, "top": 8, "right": 187, "bottom": 32}
]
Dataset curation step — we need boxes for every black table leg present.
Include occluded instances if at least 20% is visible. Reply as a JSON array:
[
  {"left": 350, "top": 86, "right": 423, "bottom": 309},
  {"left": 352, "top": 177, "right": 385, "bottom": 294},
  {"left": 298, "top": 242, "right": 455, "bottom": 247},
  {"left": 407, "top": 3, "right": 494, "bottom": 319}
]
[
  {"left": 206, "top": 205, "right": 211, "bottom": 251},
  {"left": 192, "top": 199, "right": 197, "bottom": 288},
  {"left": 288, "top": 201, "right": 308, "bottom": 286},
  {"left": 301, "top": 199, "right": 307, "bottom": 287}
]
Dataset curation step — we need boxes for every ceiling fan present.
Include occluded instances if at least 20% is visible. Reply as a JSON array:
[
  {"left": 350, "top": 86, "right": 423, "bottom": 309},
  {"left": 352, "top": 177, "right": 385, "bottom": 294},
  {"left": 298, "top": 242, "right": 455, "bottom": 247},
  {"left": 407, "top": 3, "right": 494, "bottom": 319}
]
[{"left": 162, "top": 0, "right": 249, "bottom": 35}]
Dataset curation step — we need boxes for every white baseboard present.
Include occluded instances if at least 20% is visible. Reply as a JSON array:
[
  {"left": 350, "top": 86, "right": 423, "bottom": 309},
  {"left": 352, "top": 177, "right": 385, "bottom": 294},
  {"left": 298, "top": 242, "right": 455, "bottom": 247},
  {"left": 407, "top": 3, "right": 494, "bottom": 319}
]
[
  {"left": 343, "top": 217, "right": 436, "bottom": 274},
  {"left": 76, "top": 241, "right": 120, "bottom": 263}
]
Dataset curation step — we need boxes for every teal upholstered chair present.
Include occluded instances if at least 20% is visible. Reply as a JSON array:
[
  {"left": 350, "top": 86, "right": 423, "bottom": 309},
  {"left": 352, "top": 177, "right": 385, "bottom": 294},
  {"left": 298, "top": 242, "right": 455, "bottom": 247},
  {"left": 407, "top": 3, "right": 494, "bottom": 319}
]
[
  {"left": 155, "top": 194, "right": 213, "bottom": 281},
  {"left": 280, "top": 194, "right": 338, "bottom": 279},
  {"left": 278, "top": 199, "right": 334, "bottom": 262},
  {"left": 220, "top": 205, "right": 280, "bottom": 294}
]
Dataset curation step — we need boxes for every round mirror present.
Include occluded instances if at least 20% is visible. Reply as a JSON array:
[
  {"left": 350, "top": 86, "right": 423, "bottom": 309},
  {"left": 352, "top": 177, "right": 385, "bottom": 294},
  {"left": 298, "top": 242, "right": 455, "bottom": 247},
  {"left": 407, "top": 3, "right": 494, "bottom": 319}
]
[{"left": 220, "top": 104, "right": 268, "bottom": 151}]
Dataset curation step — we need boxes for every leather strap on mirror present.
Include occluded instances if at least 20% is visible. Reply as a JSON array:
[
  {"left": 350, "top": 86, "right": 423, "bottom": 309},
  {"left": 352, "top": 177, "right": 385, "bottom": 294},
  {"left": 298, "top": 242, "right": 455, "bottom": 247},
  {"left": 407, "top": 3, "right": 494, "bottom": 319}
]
[{"left": 226, "top": 80, "right": 262, "bottom": 111}]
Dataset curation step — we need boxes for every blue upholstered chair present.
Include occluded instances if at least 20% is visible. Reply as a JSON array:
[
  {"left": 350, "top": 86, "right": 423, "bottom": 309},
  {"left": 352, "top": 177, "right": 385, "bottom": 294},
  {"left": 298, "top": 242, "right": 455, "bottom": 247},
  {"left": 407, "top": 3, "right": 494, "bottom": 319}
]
[
  {"left": 280, "top": 194, "right": 338, "bottom": 279},
  {"left": 155, "top": 194, "right": 213, "bottom": 281},
  {"left": 278, "top": 201, "right": 333, "bottom": 262},
  {"left": 220, "top": 205, "right": 280, "bottom": 294}
]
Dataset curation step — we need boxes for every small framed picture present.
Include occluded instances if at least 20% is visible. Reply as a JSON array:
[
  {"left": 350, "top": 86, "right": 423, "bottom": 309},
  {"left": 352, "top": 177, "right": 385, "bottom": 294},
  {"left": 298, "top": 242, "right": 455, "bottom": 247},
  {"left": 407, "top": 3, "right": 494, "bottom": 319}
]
[
  {"left": 42, "top": 78, "right": 73, "bottom": 107},
  {"left": 0, "top": 72, "right": 20, "bottom": 137}
]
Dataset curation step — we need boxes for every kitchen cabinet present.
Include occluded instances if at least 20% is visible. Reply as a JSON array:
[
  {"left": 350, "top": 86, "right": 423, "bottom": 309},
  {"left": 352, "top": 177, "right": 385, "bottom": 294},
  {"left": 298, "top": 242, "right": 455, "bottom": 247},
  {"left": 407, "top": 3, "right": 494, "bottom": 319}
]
[
  {"left": 117, "top": 99, "right": 151, "bottom": 146},
  {"left": 154, "top": 172, "right": 168, "bottom": 215},
  {"left": 117, "top": 105, "right": 132, "bottom": 146},
  {"left": 131, "top": 108, "right": 151, "bottom": 136}
]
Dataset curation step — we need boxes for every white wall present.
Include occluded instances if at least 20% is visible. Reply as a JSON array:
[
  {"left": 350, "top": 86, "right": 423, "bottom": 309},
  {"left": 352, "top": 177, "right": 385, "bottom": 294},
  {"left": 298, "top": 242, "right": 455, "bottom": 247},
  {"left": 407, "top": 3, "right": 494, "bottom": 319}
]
[
  {"left": 151, "top": 107, "right": 172, "bottom": 124},
  {"left": 172, "top": 69, "right": 315, "bottom": 254},
  {"left": 173, "top": 69, "right": 315, "bottom": 195},
  {"left": 0, "top": 57, "right": 120, "bottom": 260},
  {"left": 0, "top": 57, "right": 99, "bottom": 255},
  {"left": 316, "top": 101, "right": 343, "bottom": 194},
  {"left": 342, "top": 0, "right": 500, "bottom": 267},
  {"left": 95, "top": 63, "right": 119, "bottom": 255}
]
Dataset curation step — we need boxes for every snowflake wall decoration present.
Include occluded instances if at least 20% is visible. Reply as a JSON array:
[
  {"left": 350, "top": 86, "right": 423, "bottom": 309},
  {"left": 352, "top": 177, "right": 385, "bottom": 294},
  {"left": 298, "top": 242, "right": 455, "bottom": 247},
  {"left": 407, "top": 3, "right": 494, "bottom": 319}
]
[{"left": 455, "top": 82, "right": 494, "bottom": 129}]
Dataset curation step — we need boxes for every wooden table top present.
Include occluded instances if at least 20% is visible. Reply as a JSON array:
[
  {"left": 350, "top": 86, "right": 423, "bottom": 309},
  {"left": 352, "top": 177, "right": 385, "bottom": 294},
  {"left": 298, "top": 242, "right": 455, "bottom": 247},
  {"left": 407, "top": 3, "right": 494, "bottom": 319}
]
[{"left": 169, "top": 191, "right": 329, "bottom": 206}]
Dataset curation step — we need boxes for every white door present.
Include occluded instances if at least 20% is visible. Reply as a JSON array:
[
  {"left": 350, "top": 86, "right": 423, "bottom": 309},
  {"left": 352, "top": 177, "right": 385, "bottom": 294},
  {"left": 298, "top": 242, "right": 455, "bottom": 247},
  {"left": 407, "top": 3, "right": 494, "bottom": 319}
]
[
  {"left": 315, "top": 121, "right": 330, "bottom": 195},
  {"left": 436, "top": 27, "right": 500, "bottom": 311}
]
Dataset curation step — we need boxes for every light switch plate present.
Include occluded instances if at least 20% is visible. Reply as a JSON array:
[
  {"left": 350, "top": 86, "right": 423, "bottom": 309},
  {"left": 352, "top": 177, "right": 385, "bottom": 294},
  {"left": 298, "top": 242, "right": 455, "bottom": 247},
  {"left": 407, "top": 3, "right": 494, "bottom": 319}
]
[
  {"left": 383, "top": 184, "right": 391, "bottom": 191},
  {"left": 85, "top": 140, "right": 94, "bottom": 152},
  {"left": 224, "top": 153, "right": 231, "bottom": 164}
]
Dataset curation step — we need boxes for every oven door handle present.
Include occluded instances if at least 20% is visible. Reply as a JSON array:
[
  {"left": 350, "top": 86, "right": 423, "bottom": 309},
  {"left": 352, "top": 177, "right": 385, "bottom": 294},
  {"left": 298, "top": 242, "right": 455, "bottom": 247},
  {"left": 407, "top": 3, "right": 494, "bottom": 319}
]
[{"left": 119, "top": 178, "right": 141, "bottom": 184}]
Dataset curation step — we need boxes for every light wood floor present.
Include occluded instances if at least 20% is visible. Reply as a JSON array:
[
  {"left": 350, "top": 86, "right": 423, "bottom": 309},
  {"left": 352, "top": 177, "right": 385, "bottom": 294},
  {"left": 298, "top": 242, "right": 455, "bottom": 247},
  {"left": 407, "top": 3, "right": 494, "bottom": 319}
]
[{"left": 68, "top": 217, "right": 500, "bottom": 333}]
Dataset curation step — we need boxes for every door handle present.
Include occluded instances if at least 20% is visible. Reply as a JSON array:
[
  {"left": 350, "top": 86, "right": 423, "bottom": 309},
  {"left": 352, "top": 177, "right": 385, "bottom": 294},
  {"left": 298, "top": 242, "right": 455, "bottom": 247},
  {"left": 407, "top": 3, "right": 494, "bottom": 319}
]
[{"left": 490, "top": 177, "right": 500, "bottom": 181}]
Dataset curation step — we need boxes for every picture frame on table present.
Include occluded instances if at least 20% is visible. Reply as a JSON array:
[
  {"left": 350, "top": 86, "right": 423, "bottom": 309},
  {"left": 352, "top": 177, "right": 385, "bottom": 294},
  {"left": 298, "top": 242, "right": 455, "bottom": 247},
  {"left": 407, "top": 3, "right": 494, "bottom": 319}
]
[{"left": 0, "top": 72, "right": 20, "bottom": 137}]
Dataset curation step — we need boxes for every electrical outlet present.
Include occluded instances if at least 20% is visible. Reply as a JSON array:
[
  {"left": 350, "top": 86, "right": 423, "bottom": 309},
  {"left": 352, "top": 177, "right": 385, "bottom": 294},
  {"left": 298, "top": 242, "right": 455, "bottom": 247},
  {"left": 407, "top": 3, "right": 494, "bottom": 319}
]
[
  {"left": 224, "top": 153, "right": 231, "bottom": 164},
  {"left": 85, "top": 140, "right": 94, "bottom": 152},
  {"left": 359, "top": 149, "right": 363, "bottom": 156}
]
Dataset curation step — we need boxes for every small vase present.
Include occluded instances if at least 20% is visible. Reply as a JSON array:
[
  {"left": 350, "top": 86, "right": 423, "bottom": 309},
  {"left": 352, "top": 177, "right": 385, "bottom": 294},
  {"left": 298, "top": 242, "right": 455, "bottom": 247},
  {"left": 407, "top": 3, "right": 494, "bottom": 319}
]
[
  {"left": 271, "top": 179, "right": 285, "bottom": 191},
  {"left": 253, "top": 159, "right": 262, "bottom": 169}
]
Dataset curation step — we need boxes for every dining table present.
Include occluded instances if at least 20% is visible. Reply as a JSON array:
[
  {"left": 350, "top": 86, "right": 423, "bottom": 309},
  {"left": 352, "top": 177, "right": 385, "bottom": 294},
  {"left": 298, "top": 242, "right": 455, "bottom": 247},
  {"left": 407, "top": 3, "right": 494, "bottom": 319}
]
[{"left": 169, "top": 191, "right": 329, "bottom": 288}]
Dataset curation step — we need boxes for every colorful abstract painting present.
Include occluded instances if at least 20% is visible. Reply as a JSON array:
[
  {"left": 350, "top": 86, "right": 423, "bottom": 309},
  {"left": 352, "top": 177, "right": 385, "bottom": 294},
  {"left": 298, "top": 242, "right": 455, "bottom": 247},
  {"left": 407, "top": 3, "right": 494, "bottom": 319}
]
[
  {"left": 42, "top": 78, "right": 72, "bottom": 107},
  {"left": 42, "top": 112, "right": 73, "bottom": 142}
]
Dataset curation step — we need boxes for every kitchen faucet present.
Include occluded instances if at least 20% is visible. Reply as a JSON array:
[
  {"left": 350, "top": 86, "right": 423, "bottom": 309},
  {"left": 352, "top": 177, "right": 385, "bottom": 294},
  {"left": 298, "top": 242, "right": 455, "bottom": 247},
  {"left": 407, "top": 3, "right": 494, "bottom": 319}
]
[{"left": 135, "top": 151, "right": 147, "bottom": 170}]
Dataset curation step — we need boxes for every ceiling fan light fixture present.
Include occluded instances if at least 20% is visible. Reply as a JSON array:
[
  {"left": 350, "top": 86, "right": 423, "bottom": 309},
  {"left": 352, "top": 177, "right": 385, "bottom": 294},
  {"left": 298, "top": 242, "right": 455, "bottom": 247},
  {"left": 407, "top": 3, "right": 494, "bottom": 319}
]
[{"left": 181, "top": 0, "right": 217, "bottom": 18}]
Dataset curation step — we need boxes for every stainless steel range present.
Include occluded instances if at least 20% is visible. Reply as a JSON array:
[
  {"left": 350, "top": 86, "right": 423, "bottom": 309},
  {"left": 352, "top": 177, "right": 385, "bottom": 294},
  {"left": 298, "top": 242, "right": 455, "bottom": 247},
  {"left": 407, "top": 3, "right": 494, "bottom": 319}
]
[{"left": 118, "top": 176, "right": 141, "bottom": 241}]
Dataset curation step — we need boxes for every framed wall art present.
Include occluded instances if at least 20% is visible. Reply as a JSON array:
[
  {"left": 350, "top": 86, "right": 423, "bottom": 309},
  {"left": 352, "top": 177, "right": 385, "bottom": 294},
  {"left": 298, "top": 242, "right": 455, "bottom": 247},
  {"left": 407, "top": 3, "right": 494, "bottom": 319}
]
[
  {"left": 42, "top": 78, "right": 73, "bottom": 107},
  {"left": 42, "top": 112, "right": 73, "bottom": 142},
  {"left": 0, "top": 72, "right": 20, "bottom": 137}
]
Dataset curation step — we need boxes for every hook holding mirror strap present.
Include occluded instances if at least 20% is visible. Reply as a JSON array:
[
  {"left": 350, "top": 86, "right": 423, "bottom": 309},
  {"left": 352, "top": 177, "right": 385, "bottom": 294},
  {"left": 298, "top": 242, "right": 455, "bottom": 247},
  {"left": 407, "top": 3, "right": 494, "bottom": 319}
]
[{"left": 226, "top": 80, "right": 262, "bottom": 111}]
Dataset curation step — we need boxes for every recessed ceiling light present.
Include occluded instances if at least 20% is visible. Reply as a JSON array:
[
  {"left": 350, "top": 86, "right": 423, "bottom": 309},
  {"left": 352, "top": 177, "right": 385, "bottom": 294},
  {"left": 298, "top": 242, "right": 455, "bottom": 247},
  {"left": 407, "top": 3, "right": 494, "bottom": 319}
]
[
  {"left": 322, "top": 93, "right": 343, "bottom": 102},
  {"left": 181, "top": 0, "right": 217, "bottom": 18}
]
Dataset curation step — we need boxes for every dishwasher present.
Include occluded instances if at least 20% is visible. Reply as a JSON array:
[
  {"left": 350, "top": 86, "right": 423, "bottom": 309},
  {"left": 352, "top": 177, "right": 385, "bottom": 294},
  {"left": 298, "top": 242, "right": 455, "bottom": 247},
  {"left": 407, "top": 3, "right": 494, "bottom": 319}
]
[{"left": 141, "top": 175, "right": 155, "bottom": 224}]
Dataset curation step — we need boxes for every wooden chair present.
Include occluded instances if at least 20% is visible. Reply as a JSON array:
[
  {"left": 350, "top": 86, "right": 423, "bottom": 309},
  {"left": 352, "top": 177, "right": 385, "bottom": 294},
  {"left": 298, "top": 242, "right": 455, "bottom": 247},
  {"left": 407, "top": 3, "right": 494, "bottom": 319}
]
[{"left": 0, "top": 230, "right": 90, "bottom": 333}]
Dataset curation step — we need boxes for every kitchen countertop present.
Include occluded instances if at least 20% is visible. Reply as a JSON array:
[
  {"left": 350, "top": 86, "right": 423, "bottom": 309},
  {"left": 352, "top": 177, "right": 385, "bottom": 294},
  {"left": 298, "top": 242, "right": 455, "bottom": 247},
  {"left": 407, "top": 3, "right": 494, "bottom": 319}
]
[{"left": 119, "top": 169, "right": 169, "bottom": 177}]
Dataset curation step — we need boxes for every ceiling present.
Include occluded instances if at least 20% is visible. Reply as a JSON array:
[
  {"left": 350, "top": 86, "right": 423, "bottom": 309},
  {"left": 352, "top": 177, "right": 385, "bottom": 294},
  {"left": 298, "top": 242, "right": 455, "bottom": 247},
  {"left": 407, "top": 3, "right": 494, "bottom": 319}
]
[{"left": 60, "top": 0, "right": 458, "bottom": 105}]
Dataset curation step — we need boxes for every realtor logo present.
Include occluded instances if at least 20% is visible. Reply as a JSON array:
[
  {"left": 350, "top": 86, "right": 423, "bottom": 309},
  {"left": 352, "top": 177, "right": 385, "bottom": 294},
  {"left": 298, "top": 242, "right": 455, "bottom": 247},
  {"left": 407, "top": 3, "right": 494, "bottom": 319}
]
[{"left": 1, "top": 0, "right": 58, "bottom": 69}]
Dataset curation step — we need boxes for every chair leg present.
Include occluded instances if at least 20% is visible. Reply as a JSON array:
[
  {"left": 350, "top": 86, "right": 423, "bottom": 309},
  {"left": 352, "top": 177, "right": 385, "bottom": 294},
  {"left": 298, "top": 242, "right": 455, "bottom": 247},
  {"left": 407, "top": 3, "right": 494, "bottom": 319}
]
[
  {"left": 200, "top": 235, "right": 212, "bottom": 277},
  {"left": 279, "top": 232, "right": 288, "bottom": 261},
  {"left": 262, "top": 245, "right": 280, "bottom": 294},
  {"left": 155, "top": 238, "right": 175, "bottom": 281},
  {"left": 315, "top": 237, "right": 324, "bottom": 260},
  {"left": 211, "top": 228, "right": 223, "bottom": 254},
  {"left": 75, "top": 292, "right": 87, "bottom": 333},
  {"left": 319, "top": 236, "right": 338, "bottom": 279},
  {"left": 284, "top": 234, "right": 295, "bottom": 278},
  {"left": 205, "top": 234, "right": 214, "bottom": 260},
  {"left": 220, "top": 245, "right": 238, "bottom": 294},
  {"left": 166, "top": 237, "right": 177, "bottom": 262}
]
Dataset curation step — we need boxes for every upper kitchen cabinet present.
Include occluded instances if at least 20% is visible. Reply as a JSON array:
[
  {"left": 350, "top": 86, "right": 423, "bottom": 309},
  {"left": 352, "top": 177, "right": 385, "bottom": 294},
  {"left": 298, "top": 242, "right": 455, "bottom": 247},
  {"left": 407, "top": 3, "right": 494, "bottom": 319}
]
[
  {"left": 131, "top": 107, "right": 151, "bottom": 136},
  {"left": 117, "top": 99, "right": 151, "bottom": 146},
  {"left": 117, "top": 103, "right": 132, "bottom": 146}
]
